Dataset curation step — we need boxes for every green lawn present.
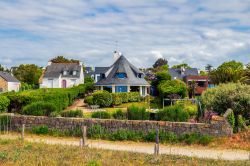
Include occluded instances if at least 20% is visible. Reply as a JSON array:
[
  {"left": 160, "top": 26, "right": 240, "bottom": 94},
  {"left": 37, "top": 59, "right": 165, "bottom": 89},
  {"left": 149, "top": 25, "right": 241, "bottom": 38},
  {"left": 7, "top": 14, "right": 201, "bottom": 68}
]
[{"left": 0, "top": 138, "right": 249, "bottom": 166}]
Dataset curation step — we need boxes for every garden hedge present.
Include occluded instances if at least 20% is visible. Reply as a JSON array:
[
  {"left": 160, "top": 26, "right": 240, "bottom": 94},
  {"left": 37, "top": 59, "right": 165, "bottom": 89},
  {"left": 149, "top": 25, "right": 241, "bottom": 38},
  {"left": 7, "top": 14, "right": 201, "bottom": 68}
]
[{"left": 0, "top": 96, "right": 10, "bottom": 113}]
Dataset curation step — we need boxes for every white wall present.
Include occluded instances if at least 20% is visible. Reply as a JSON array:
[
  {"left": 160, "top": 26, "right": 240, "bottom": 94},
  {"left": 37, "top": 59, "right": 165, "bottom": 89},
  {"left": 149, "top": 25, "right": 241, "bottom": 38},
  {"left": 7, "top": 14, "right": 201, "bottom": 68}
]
[
  {"left": 7, "top": 82, "right": 20, "bottom": 92},
  {"left": 40, "top": 78, "right": 60, "bottom": 88}
]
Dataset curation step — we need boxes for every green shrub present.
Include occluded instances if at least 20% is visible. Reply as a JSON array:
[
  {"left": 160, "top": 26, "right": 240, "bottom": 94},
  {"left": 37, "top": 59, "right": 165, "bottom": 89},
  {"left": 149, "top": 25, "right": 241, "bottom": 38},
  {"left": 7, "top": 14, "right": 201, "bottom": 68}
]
[
  {"left": 0, "top": 96, "right": 10, "bottom": 113},
  {"left": 199, "top": 135, "right": 213, "bottom": 145},
  {"left": 61, "top": 110, "right": 83, "bottom": 118},
  {"left": 227, "top": 111, "right": 235, "bottom": 129},
  {"left": 127, "top": 105, "right": 150, "bottom": 120},
  {"left": 84, "top": 96, "right": 93, "bottom": 105},
  {"left": 157, "top": 105, "right": 190, "bottom": 122},
  {"left": 22, "top": 102, "right": 57, "bottom": 116},
  {"left": 158, "top": 79, "right": 187, "bottom": 98},
  {"left": 0, "top": 115, "right": 11, "bottom": 131},
  {"left": 128, "top": 92, "right": 140, "bottom": 102},
  {"left": 112, "top": 109, "right": 127, "bottom": 120},
  {"left": 32, "top": 125, "right": 49, "bottom": 134},
  {"left": 49, "top": 111, "right": 61, "bottom": 117},
  {"left": 91, "top": 111, "right": 111, "bottom": 119},
  {"left": 92, "top": 90, "right": 112, "bottom": 107},
  {"left": 111, "top": 93, "right": 123, "bottom": 105}
]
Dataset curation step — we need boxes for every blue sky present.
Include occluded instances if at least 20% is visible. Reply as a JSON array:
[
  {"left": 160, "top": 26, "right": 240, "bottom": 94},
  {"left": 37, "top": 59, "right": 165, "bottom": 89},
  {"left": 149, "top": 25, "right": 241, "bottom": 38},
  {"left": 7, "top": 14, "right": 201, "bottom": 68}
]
[{"left": 0, "top": 0, "right": 250, "bottom": 69}]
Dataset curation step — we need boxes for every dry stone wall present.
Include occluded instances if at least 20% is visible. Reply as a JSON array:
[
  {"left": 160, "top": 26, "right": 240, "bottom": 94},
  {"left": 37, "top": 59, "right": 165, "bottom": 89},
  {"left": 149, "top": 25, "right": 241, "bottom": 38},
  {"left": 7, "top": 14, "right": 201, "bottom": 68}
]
[{"left": 9, "top": 114, "right": 232, "bottom": 137}]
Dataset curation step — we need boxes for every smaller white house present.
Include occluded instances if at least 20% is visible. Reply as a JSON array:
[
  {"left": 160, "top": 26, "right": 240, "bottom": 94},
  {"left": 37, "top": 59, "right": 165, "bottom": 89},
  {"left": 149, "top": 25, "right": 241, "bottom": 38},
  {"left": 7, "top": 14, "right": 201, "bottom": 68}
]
[
  {"left": 40, "top": 62, "right": 84, "bottom": 88},
  {"left": 0, "top": 71, "right": 20, "bottom": 92}
]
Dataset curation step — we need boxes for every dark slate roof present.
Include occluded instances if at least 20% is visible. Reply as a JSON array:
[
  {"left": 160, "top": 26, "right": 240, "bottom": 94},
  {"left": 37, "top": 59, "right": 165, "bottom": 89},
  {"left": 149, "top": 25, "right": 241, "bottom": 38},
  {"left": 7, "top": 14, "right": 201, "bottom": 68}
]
[
  {"left": 0, "top": 71, "right": 20, "bottom": 82},
  {"left": 43, "top": 63, "right": 81, "bottom": 78},
  {"left": 169, "top": 68, "right": 198, "bottom": 80},
  {"left": 84, "top": 67, "right": 109, "bottom": 77},
  {"left": 95, "top": 55, "right": 150, "bottom": 86}
]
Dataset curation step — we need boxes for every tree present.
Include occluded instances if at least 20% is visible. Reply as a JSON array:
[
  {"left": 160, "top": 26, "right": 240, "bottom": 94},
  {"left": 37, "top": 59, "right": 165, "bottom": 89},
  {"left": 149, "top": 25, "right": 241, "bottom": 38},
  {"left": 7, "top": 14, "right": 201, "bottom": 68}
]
[
  {"left": 153, "top": 58, "right": 168, "bottom": 69},
  {"left": 188, "top": 80, "right": 197, "bottom": 98},
  {"left": 210, "top": 61, "right": 244, "bottom": 84},
  {"left": 158, "top": 79, "right": 187, "bottom": 98},
  {"left": 205, "top": 64, "right": 213, "bottom": 73},
  {"left": 172, "top": 63, "right": 191, "bottom": 69},
  {"left": 50, "top": 56, "right": 79, "bottom": 63},
  {"left": 13, "top": 64, "right": 42, "bottom": 85},
  {"left": 0, "top": 64, "right": 4, "bottom": 71},
  {"left": 151, "top": 71, "right": 171, "bottom": 87}
]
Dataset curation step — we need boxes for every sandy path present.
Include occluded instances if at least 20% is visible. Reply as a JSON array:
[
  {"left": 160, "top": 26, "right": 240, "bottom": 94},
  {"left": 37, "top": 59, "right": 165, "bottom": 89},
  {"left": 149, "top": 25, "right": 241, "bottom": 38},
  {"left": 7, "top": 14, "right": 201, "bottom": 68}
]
[{"left": 0, "top": 133, "right": 249, "bottom": 161}]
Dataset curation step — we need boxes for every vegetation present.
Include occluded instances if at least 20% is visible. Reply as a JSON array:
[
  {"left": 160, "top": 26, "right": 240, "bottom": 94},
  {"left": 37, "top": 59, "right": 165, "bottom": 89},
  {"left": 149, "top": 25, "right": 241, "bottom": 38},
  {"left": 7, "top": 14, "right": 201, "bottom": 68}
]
[
  {"left": 91, "top": 111, "right": 111, "bottom": 119},
  {"left": 50, "top": 56, "right": 79, "bottom": 63},
  {"left": 22, "top": 101, "right": 57, "bottom": 116},
  {"left": 201, "top": 83, "right": 250, "bottom": 131},
  {"left": 242, "top": 63, "right": 250, "bottom": 84},
  {"left": 92, "top": 90, "right": 113, "bottom": 107},
  {"left": 112, "top": 109, "right": 127, "bottom": 120},
  {"left": 12, "top": 64, "right": 42, "bottom": 85},
  {"left": 210, "top": 60, "right": 244, "bottom": 84},
  {"left": 61, "top": 110, "right": 83, "bottom": 118},
  {"left": 158, "top": 79, "right": 187, "bottom": 98},
  {"left": 172, "top": 63, "right": 191, "bottom": 69},
  {"left": 157, "top": 105, "right": 190, "bottom": 122},
  {"left": 0, "top": 96, "right": 10, "bottom": 113},
  {"left": 127, "top": 105, "right": 150, "bottom": 120},
  {"left": 0, "top": 139, "right": 248, "bottom": 166},
  {"left": 152, "top": 58, "right": 168, "bottom": 69}
]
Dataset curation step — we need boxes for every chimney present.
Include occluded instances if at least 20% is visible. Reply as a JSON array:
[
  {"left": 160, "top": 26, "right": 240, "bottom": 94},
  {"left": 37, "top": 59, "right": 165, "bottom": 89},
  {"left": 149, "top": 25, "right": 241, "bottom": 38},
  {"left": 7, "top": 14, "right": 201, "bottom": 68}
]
[
  {"left": 47, "top": 61, "right": 52, "bottom": 66},
  {"left": 79, "top": 61, "right": 83, "bottom": 66},
  {"left": 113, "top": 51, "right": 121, "bottom": 61},
  {"left": 181, "top": 67, "right": 185, "bottom": 75}
]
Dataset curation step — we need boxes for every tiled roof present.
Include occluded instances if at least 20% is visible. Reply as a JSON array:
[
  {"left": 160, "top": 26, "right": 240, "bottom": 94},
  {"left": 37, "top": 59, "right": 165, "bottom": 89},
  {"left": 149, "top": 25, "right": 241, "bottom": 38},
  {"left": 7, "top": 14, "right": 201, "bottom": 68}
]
[
  {"left": 169, "top": 68, "right": 198, "bottom": 80},
  {"left": 0, "top": 71, "right": 20, "bottom": 82},
  {"left": 43, "top": 63, "right": 81, "bottom": 78}
]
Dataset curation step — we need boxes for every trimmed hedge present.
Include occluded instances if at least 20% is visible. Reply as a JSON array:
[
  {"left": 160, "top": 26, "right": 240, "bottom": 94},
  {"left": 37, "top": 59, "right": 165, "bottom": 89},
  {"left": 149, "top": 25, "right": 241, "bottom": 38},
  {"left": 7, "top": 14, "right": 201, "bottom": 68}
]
[
  {"left": 4, "top": 84, "right": 91, "bottom": 114},
  {"left": 84, "top": 96, "right": 93, "bottom": 105},
  {"left": 157, "top": 105, "right": 190, "bottom": 122},
  {"left": 0, "top": 96, "right": 10, "bottom": 113},
  {"left": 91, "top": 111, "right": 111, "bottom": 119},
  {"left": 22, "top": 101, "right": 57, "bottom": 116}
]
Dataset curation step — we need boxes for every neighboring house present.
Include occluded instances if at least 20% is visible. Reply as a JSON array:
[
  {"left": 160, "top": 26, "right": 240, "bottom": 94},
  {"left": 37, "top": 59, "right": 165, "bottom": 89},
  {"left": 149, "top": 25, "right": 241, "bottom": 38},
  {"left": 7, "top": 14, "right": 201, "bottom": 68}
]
[
  {"left": 85, "top": 67, "right": 109, "bottom": 83},
  {"left": 40, "top": 62, "right": 84, "bottom": 88},
  {"left": 169, "top": 67, "right": 213, "bottom": 95},
  {"left": 95, "top": 54, "right": 150, "bottom": 96},
  {"left": 0, "top": 71, "right": 20, "bottom": 92}
]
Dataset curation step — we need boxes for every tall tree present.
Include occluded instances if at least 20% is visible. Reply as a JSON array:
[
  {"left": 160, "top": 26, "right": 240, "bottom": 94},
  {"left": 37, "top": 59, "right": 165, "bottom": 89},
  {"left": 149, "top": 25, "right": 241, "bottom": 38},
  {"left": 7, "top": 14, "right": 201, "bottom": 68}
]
[
  {"left": 50, "top": 56, "right": 79, "bottom": 63},
  {"left": 205, "top": 64, "right": 213, "bottom": 73},
  {"left": 13, "top": 64, "right": 42, "bottom": 85},
  {"left": 172, "top": 63, "right": 191, "bottom": 69},
  {"left": 153, "top": 58, "right": 168, "bottom": 69},
  {"left": 210, "top": 60, "right": 244, "bottom": 84},
  {"left": 0, "top": 64, "right": 4, "bottom": 71}
]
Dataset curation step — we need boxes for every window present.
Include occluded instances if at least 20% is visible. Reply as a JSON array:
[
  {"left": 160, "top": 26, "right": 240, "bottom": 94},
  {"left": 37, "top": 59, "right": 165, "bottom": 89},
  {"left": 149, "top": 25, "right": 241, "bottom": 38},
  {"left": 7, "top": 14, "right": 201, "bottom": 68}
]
[
  {"left": 73, "top": 71, "right": 77, "bottom": 76},
  {"left": 101, "top": 73, "right": 105, "bottom": 79},
  {"left": 115, "top": 86, "right": 127, "bottom": 92},
  {"left": 197, "top": 81, "right": 205, "bottom": 87},
  {"left": 63, "top": 71, "right": 67, "bottom": 75},
  {"left": 116, "top": 73, "right": 126, "bottom": 78},
  {"left": 71, "top": 79, "right": 77, "bottom": 85},
  {"left": 138, "top": 73, "right": 142, "bottom": 78}
]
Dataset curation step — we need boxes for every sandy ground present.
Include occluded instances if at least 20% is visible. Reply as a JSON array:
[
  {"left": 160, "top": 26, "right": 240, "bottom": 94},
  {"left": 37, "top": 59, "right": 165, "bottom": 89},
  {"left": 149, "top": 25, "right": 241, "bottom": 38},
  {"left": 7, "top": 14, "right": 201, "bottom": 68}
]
[{"left": 0, "top": 133, "right": 249, "bottom": 161}]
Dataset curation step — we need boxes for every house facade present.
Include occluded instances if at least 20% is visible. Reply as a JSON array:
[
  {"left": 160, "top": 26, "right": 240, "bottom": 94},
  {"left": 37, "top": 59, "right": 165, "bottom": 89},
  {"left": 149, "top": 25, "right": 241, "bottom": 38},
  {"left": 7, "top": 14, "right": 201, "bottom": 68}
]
[
  {"left": 40, "top": 62, "right": 84, "bottom": 88},
  {"left": 169, "top": 67, "right": 213, "bottom": 95},
  {"left": 95, "top": 54, "right": 150, "bottom": 96},
  {"left": 0, "top": 71, "right": 20, "bottom": 92}
]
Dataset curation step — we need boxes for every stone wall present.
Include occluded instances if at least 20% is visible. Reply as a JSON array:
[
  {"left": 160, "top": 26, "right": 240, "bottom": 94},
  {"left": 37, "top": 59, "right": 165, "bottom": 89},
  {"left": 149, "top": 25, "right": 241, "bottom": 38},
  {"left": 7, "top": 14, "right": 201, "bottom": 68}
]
[{"left": 8, "top": 114, "right": 232, "bottom": 137}]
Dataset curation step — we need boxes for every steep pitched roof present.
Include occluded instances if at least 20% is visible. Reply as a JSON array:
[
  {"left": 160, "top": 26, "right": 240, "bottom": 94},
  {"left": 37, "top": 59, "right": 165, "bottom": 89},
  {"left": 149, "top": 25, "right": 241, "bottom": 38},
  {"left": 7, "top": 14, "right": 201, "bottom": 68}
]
[
  {"left": 169, "top": 68, "right": 198, "bottom": 80},
  {"left": 84, "top": 67, "right": 109, "bottom": 77},
  {"left": 43, "top": 63, "right": 81, "bottom": 78},
  {"left": 0, "top": 71, "right": 20, "bottom": 82},
  {"left": 96, "top": 55, "right": 149, "bottom": 86}
]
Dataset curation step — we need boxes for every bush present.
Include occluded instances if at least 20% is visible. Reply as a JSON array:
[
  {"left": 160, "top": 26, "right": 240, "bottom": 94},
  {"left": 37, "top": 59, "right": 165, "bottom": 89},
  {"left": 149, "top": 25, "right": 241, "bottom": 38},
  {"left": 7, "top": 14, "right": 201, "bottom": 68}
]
[
  {"left": 157, "top": 105, "right": 190, "bottom": 122},
  {"left": 112, "top": 109, "right": 127, "bottom": 120},
  {"left": 0, "top": 96, "right": 10, "bottom": 113},
  {"left": 158, "top": 79, "right": 187, "bottom": 98},
  {"left": 61, "top": 110, "right": 83, "bottom": 118},
  {"left": 127, "top": 105, "right": 150, "bottom": 120},
  {"left": 201, "top": 83, "right": 250, "bottom": 131},
  {"left": 199, "top": 135, "right": 213, "bottom": 145},
  {"left": 92, "top": 90, "right": 112, "bottom": 107},
  {"left": 22, "top": 102, "right": 57, "bottom": 116},
  {"left": 111, "top": 93, "right": 123, "bottom": 105},
  {"left": 91, "top": 111, "right": 111, "bottom": 119},
  {"left": 128, "top": 92, "right": 140, "bottom": 102},
  {"left": 32, "top": 125, "right": 49, "bottom": 134},
  {"left": 84, "top": 96, "right": 93, "bottom": 105}
]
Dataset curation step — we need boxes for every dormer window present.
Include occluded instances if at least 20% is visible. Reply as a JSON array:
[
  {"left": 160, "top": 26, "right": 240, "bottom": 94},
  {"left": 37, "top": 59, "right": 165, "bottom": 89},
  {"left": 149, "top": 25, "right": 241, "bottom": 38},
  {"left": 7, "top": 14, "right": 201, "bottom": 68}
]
[
  {"left": 116, "top": 73, "right": 126, "bottom": 79},
  {"left": 73, "top": 71, "right": 77, "bottom": 76},
  {"left": 63, "top": 71, "right": 68, "bottom": 76},
  {"left": 101, "top": 73, "right": 105, "bottom": 79},
  {"left": 138, "top": 73, "right": 142, "bottom": 78}
]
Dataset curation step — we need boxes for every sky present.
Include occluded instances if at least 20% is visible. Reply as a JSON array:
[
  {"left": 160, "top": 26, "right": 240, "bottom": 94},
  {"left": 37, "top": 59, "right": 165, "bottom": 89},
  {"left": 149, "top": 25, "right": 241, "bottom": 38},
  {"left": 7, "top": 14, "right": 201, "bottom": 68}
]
[{"left": 0, "top": 0, "right": 250, "bottom": 69}]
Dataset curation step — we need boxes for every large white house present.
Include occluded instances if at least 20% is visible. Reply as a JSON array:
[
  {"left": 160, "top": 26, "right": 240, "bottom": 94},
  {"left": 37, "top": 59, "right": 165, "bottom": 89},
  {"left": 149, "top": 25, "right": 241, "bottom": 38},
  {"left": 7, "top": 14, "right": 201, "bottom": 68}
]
[{"left": 40, "top": 62, "right": 84, "bottom": 88}]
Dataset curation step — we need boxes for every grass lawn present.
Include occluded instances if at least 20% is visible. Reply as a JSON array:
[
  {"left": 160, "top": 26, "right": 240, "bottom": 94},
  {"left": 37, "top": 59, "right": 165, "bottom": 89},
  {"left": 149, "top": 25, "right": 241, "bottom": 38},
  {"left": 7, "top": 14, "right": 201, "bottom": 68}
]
[{"left": 0, "top": 138, "right": 249, "bottom": 166}]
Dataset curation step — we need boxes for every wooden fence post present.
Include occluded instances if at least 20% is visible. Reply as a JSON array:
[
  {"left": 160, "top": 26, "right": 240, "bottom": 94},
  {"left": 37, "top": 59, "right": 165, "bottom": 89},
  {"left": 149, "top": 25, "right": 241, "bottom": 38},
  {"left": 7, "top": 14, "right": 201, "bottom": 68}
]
[
  {"left": 21, "top": 124, "right": 25, "bottom": 141},
  {"left": 81, "top": 126, "right": 87, "bottom": 146},
  {"left": 154, "top": 128, "right": 159, "bottom": 155}
]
